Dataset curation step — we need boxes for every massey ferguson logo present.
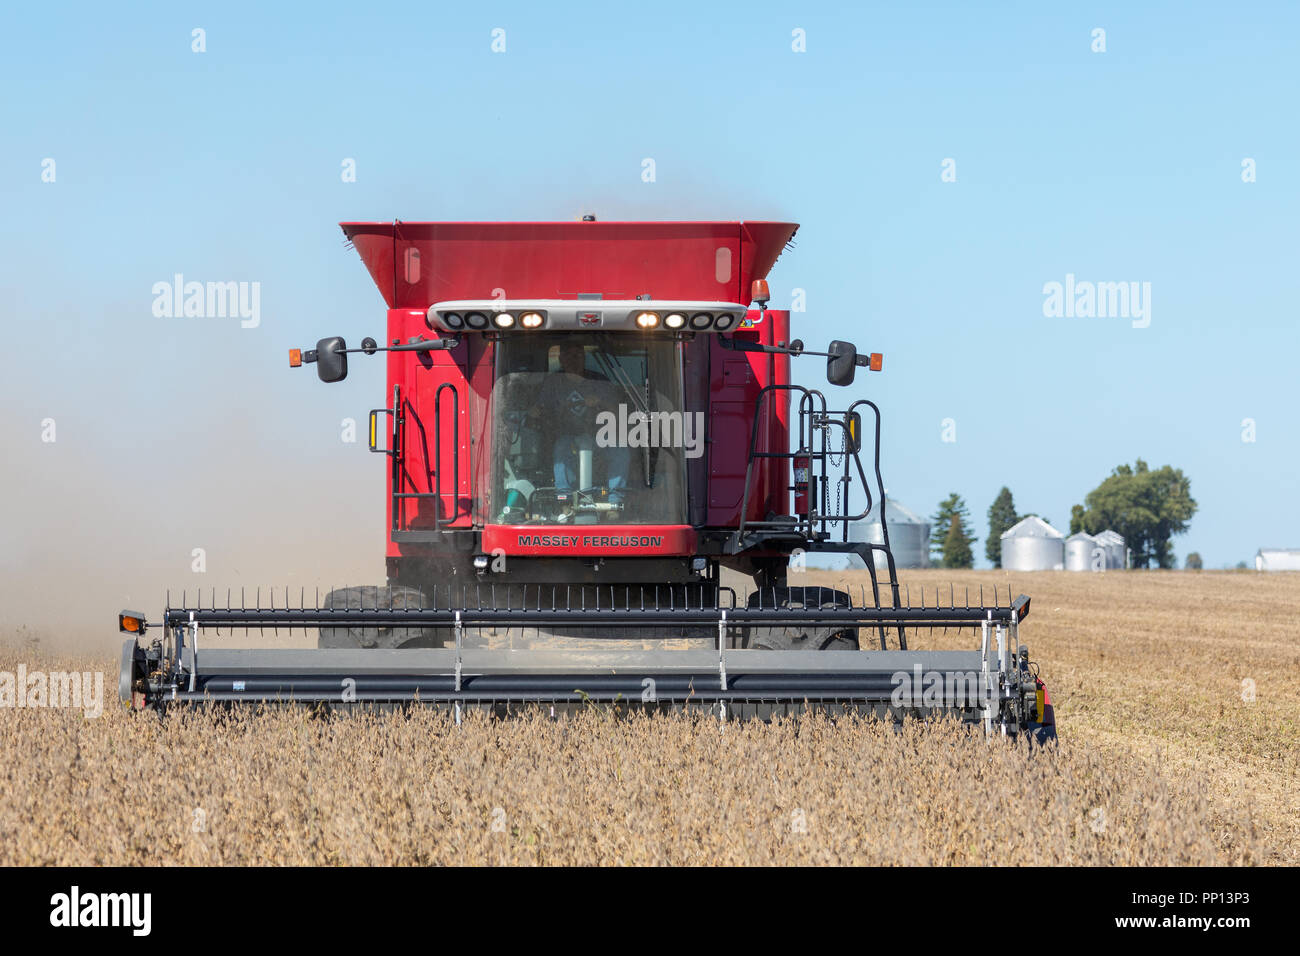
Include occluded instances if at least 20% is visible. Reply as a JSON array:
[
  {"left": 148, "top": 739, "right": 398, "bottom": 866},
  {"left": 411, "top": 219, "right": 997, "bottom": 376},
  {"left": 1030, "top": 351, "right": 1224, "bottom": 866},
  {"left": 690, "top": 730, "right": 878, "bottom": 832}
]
[{"left": 518, "top": 534, "right": 665, "bottom": 548}]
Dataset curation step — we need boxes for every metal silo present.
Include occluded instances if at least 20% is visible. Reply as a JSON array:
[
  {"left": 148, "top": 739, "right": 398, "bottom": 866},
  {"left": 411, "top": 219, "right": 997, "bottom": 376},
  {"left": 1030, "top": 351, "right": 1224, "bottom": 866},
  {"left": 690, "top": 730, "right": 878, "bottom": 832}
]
[
  {"left": 1256, "top": 548, "right": 1300, "bottom": 571},
  {"left": 1065, "top": 532, "right": 1105, "bottom": 572},
  {"left": 1094, "top": 529, "right": 1126, "bottom": 569},
  {"left": 852, "top": 498, "right": 931, "bottom": 571},
  {"left": 1000, "top": 516, "right": 1064, "bottom": 571}
]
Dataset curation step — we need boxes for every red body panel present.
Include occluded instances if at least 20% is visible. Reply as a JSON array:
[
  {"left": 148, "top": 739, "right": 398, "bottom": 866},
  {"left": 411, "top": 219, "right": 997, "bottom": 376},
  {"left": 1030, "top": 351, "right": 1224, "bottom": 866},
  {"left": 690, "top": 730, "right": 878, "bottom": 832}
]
[
  {"left": 706, "top": 310, "right": 791, "bottom": 526},
  {"left": 347, "top": 222, "right": 798, "bottom": 562},
  {"left": 341, "top": 221, "right": 797, "bottom": 306},
  {"left": 482, "top": 525, "right": 696, "bottom": 557}
]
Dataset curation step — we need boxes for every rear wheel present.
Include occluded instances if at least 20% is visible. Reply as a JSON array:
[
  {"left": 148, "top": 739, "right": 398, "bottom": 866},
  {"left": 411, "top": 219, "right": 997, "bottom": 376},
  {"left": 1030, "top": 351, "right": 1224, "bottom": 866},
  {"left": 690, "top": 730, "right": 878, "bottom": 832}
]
[
  {"left": 317, "top": 585, "right": 447, "bottom": 649},
  {"left": 745, "top": 586, "right": 859, "bottom": 650}
]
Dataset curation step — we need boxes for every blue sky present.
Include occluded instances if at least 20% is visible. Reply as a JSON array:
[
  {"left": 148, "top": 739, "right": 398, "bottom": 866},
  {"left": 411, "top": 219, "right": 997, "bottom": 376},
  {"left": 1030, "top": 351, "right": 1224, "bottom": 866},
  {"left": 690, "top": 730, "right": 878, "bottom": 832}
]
[{"left": 2, "top": 0, "right": 1296, "bottom": 612}]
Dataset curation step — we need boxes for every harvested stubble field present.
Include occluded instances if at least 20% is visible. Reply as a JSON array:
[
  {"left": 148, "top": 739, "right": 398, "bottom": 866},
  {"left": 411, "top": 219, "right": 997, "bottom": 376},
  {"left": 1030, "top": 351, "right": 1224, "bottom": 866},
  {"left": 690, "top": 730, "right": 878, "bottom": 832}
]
[{"left": 0, "top": 570, "right": 1294, "bottom": 865}]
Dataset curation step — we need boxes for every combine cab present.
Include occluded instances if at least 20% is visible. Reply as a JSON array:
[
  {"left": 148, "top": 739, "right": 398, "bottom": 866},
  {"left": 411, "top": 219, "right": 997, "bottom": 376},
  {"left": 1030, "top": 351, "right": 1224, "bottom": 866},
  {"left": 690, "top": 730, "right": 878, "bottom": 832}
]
[{"left": 118, "top": 219, "right": 1055, "bottom": 743}]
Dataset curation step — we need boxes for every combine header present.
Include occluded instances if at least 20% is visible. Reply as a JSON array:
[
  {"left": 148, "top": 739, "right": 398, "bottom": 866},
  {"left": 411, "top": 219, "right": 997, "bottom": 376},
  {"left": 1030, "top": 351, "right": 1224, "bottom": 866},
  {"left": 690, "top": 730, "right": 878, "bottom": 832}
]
[{"left": 118, "top": 219, "right": 1055, "bottom": 742}]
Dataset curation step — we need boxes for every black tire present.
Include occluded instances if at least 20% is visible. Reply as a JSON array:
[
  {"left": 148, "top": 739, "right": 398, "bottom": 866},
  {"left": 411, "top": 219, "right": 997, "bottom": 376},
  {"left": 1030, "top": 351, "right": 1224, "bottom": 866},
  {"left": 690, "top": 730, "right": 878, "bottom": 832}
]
[
  {"left": 317, "top": 585, "right": 446, "bottom": 649},
  {"left": 750, "top": 625, "right": 858, "bottom": 651},
  {"left": 745, "top": 586, "right": 859, "bottom": 651}
]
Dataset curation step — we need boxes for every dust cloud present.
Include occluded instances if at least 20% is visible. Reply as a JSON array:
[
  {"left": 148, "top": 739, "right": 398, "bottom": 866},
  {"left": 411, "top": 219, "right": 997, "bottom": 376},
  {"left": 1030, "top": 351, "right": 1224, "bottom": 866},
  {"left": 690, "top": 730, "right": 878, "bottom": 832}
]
[{"left": 0, "top": 301, "right": 384, "bottom": 656}]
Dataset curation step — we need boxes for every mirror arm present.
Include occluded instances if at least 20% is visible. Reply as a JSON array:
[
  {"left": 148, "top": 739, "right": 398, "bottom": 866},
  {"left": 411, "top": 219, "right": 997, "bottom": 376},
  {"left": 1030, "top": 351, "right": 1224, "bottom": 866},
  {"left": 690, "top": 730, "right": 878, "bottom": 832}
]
[
  {"left": 325, "top": 335, "right": 462, "bottom": 356},
  {"left": 389, "top": 335, "right": 461, "bottom": 352},
  {"left": 717, "top": 335, "right": 806, "bottom": 357}
]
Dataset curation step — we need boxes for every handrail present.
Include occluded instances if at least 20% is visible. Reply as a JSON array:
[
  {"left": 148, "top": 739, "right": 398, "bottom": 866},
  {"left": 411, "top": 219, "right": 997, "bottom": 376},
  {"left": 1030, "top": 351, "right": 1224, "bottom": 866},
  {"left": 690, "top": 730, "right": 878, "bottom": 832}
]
[{"left": 433, "top": 382, "right": 461, "bottom": 529}]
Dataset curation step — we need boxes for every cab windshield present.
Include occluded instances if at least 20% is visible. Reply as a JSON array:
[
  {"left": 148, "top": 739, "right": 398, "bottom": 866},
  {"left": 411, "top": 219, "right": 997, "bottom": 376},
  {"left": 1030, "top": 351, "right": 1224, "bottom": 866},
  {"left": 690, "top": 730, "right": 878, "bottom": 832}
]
[{"left": 489, "top": 333, "right": 689, "bottom": 526}]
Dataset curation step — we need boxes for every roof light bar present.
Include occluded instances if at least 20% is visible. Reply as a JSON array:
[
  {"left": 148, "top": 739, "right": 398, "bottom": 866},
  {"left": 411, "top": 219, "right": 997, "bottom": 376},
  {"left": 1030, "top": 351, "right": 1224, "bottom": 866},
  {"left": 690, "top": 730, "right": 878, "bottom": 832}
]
[{"left": 426, "top": 300, "right": 749, "bottom": 332}]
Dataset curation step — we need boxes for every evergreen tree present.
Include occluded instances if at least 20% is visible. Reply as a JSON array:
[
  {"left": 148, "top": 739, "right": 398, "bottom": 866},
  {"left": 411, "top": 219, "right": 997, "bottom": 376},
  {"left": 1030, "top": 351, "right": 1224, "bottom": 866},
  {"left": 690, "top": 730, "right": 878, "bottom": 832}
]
[
  {"left": 985, "top": 487, "right": 1018, "bottom": 568},
  {"left": 942, "top": 514, "right": 974, "bottom": 568},
  {"left": 930, "top": 493, "right": 975, "bottom": 567}
]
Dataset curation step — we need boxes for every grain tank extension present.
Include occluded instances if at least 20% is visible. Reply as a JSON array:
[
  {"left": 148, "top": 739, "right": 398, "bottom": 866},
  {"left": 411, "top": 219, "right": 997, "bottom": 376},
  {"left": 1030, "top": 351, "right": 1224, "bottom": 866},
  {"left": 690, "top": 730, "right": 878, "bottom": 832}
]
[{"left": 117, "top": 220, "right": 1055, "bottom": 742}]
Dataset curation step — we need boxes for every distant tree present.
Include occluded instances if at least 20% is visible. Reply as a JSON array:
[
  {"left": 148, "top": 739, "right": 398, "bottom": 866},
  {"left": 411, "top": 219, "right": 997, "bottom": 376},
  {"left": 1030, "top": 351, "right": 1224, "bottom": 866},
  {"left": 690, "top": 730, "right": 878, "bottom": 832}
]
[
  {"left": 1068, "top": 459, "right": 1197, "bottom": 569},
  {"left": 1069, "top": 504, "right": 1086, "bottom": 535},
  {"left": 1235, "top": 560, "right": 1248, "bottom": 570},
  {"left": 942, "top": 514, "right": 975, "bottom": 568},
  {"left": 1185, "top": 552, "right": 1203, "bottom": 570},
  {"left": 930, "top": 493, "right": 975, "bottom": 564},
  {"left": 985, "top": 487, "right": 1018, "bottom": 568}
]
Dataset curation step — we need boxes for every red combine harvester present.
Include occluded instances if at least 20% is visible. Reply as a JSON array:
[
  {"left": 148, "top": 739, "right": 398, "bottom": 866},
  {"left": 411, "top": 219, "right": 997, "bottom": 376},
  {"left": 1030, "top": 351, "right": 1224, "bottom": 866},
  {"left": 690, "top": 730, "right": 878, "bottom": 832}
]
[{"left": 118, "top": 219, "right": 1055, "bottom": 741}]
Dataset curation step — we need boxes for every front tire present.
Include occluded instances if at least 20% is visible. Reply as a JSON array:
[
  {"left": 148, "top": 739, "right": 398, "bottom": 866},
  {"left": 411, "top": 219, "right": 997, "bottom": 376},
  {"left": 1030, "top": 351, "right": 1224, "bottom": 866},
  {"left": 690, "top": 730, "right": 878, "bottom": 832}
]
[
  {"left": 317, "top": 585, "right": 446, "bottom": 648},
  {"left": 745, "top": 586, "right": 859, "bottom": 650}
]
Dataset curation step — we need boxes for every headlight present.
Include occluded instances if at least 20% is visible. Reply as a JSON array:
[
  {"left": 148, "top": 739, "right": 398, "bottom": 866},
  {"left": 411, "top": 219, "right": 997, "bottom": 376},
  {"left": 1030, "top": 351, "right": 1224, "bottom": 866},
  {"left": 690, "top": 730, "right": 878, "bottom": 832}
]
[
  {"left": 442, "top": 312, "right": 463, "bottom": 329},
  {"left": 465, "top": 312, "right": 488, "bottom": 329},
  {"left": 664, "top": 312, "right": 686, "bottom": 329},
  {"left": 520, "top": 312, "right": 544, "bottom": 328},
  {"left": 493, "top": 312, "right": 515, "bottom": 328},
  {"left": 635, "top": 312, "right": 660, "bottom": 329},
  {"left": 689, "top": 312, "right": 713, "bottom": 330},
  {"left": 713, "top": 313, "right": 735, "bottom": 331}
]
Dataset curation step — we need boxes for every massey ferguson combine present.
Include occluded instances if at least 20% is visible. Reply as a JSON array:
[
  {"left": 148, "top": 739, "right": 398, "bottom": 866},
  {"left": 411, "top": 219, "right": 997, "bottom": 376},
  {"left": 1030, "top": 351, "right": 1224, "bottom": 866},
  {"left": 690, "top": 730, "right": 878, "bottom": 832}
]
[{"left": 118, "top": 219, "right": 1055, "bottom": 741}]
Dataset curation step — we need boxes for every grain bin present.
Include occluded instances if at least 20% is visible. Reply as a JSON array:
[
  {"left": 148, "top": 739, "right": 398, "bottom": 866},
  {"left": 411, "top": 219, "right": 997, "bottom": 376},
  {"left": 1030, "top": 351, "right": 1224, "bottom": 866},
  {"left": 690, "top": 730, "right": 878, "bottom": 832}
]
[
  {"left": 1255, "top": 548, "right": 1300, "bottom": 571},
  {"left": 1094, "top": 529, "right": 1127, "bottom": 570},
  {"left": 1001, "top": 516, "right": 1064, "bottom": 571},
  {"left": 1065, "top": 532, "right": 1106, "bottom": 572},
  {"left": 852, "top": 498, "right": 931, "bottom": 571}
]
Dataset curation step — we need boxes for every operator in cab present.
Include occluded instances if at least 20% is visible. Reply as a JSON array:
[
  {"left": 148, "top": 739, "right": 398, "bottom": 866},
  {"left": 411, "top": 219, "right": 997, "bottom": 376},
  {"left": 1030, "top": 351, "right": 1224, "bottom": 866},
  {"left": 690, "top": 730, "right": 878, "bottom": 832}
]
[{"left": 530, "top": 342, "right": 629, "bottom": 506}]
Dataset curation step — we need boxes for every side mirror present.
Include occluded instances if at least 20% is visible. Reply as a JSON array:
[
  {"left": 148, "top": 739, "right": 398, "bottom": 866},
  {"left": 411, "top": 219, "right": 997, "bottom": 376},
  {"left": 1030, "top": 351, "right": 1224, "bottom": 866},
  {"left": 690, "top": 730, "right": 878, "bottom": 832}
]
[
  {"left": 316, "top": 336, "right": 348, "bottom": 383},
  {"left": 827, "top": 340, "right": 857, "bottom": 386}
]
